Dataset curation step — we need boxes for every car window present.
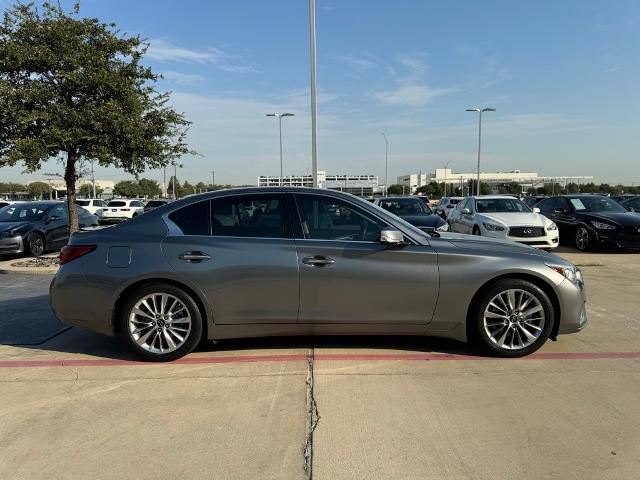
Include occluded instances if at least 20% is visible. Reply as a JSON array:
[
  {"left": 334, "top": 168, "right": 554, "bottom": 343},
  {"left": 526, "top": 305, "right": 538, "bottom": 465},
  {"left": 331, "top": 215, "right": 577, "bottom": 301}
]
[
  {"left": 626, "top": 198, "right": 640, "bottom": 210},
  {"left": 76, "top": 200, "right": 90, "bottom": 206},
  {"left": 211, "top": 194, "right": 289, "bottom": 238},
  {"left": 458, "top": 198, "right": 469, "bottom": 210},
  {"left": 379, "top": 198, "right": 431, "bottom": 215},
  {"left": 131, "top": 201, "right": 144, "bottom": 207},
  {"left": 475, "top": 198, "right": 530, "bottom": 213},
  {"left": 567, "top": 197, "right": 626, "bottom": 213},
  {"left": 169, "top": 200, "right": 210, "bottom": 235},
  {"left": 0, "top": 204, "right": 47, "bottom": 222},
  {"left": 295, "top": 194, "right": 387, "bottom": 242},
  {"left": 49, "top": 204, "right": 68, "bottom": 220},
  {"left": 107, "top": 201, "right": 126, "bottom": 207},
  {"left": 76, "top": 206, "right": 91, "bottom": 217}
]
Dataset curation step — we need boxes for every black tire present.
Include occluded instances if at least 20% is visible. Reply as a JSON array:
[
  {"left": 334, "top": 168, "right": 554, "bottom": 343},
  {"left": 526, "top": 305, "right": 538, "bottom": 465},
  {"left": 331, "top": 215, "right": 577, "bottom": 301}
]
[
  {"left": 119, "top": 283, "right": 203, "bottom": 362},
  {"left": 472, "top": 225, "right": 482, "bottom": 236},
  {"left": 25, "top": 232, "right": 45, "bottom": 257},
  {"left": 472, "top": 279, "right": 554, "bottom": 358},
  {"left": 575, "top": 225, "right": 592, "bottom": 251}
]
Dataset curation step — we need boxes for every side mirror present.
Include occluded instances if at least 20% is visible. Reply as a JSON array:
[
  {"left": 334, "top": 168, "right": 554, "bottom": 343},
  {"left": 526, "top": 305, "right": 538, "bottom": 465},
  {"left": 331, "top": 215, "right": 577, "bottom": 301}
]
[
  {"left": 46, "top": 215, "right": 60, "bottom": 223},
  {"left": 379, "top": 227, "right": 406, "bottom": 246},
  {"left": 553, "top": 208, "right": 567, "bottom": 214},
  {"left": 461, "top": 208, "right": 472, "bottom": 215},
  {"left": 532, "top": 207, "right": 541, "bottom": 213}
]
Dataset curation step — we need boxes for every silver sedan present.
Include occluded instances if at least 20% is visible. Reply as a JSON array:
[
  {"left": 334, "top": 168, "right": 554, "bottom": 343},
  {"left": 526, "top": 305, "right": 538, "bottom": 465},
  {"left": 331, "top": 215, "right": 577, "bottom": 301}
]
[{"left": 50, "top": 188, "right": 587, "bottom": 361}]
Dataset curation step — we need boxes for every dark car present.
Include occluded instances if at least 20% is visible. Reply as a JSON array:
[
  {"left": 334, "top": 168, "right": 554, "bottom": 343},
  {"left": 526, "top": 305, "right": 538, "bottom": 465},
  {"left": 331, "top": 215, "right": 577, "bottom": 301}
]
[
  {"left": 144, "top": 199, "right": 171, "bottom": 213},
  {"left": 619, "top": 196, "right": 640, "bottom": 212},
  {"left": 610, "top": 194, "right": 637, "bottom": 204},
  {"left": 537, "top": 195, "right": 640, "bottom": 251},
  {"left": 0, "top": 201, "right": 99, "bottom": 257},
  {"left": 522, "top": 196, "right": 547, "bottom": 209},
  {"left": 374, "top": 197, "right": 449, "bottom": 232}
]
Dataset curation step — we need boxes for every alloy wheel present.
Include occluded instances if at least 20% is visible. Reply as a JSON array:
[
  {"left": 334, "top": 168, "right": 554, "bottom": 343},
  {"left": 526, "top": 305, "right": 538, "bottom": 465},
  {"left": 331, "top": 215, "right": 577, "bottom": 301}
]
[
  {"left": 128, "top": 293, "right": 192, "bottom": 354},
  {"left": 29, "top": 235, "right": 44, "bottom": 257},
  {"left": 575, "top": 227, "right": 589, "bottom": 251},
  {"left": 483, "top": 289, "right": 545, "bottom": 350}
]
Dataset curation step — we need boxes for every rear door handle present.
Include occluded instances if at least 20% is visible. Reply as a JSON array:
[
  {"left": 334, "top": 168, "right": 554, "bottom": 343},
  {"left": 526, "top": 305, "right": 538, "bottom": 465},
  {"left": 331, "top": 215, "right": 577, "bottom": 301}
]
[
  {"left": 302, "top": 255, "right": 335, "bottom": 267},
  {"left": 179, "top": 251, "right": 212, "bottom": 263}
]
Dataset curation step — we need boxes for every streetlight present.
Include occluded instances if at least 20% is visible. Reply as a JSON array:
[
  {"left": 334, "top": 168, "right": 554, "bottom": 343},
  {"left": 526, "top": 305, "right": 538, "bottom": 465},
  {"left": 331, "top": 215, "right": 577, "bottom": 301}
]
[
  {"left": 171, "top": 161, "right": 183, "bottom": 200},
  {"left": 381, "top": 133, "right": 388, "bottom": 196},
  {"left": 309, "top": 0, "right": 318, "bottom": 187},
  {"left": 441, "top": 160, "right": 452, "bottom": 196},
  {"left": 266, "top": 113, "right": 295, "bottom": 186},
  {"left": 466, "top": 107, "right": 495, "bottom": 195}
]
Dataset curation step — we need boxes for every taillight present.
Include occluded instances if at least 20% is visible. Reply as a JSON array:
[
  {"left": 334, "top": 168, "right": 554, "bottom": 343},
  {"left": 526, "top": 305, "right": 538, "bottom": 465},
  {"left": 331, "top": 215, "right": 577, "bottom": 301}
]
[
  {"left": 121, "top": 208, "right": 130, "bottom": 211},
  {"left": 59, "top": 245, "right": 96, "bottom": 265}
]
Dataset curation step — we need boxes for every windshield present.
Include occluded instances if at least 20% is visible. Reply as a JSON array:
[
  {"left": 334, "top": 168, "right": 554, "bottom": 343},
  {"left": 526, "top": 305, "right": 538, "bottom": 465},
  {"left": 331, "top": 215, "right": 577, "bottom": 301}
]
[
  {"left": 368, "top": 201, "right": 430, "bottom": 240},
  {"left": 568, "top": 197, "right": 626, "bottom": 213},
  {"left": 379, "top": 198, "right": 432, "bottom": 215},
  {"left": 0, "top": 204, "right": 48, "bottom": 222},
  {"left": 476, "top": 198, "right": 531, "bottom": 213},
  {"left": 107, "top": 201, "right": 126, "bottom": 207}
]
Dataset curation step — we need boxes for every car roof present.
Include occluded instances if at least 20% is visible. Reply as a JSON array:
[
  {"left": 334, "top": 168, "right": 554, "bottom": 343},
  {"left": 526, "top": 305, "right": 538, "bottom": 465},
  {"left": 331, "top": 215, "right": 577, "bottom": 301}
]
[
  {"left": 377, "top": 196, "right": 421, "bottom": 201},
  {"left": 470, "top": 195, "right": 519, "bottom": 200}
]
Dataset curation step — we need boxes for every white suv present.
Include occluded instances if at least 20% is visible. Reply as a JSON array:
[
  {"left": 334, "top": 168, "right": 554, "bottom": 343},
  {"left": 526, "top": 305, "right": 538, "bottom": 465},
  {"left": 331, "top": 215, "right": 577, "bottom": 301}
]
[
  {"left": 101, "top": 199, "right": 144, "bottom": 224},
  {"left": 435, "top": 197, "right": 464, "bottom": 220},
  {"left": 76, "top": 199, "right": 107, "bottom": 218}
]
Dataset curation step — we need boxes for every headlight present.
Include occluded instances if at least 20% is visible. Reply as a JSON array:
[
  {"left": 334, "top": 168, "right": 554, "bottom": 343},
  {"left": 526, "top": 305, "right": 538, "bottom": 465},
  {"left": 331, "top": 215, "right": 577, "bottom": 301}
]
[
  {"left": 546, "top": 222, "right": 558, "bottom": 231},
  {"left": 436, "top": 222, "right": 449, "bottom": 232},
  {"left": 482, "top": 222, "right": 505, "bottom": 232},
  {"left": 590, "top": 221, "right": 616, "bottom": 230},
  {"left": 545, "top": 263, "right": 583, "bottom": 286}
]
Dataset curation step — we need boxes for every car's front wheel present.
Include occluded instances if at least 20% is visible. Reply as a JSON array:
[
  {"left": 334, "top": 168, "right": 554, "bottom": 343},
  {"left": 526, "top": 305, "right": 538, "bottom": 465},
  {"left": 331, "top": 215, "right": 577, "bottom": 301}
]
[
  {"left": 26, "top": 232, "right": 45, "bottom": 257},
  {"left": 575, "top": 226, "right": 591, "bottom": 251},
  {"left": 473, "top": 279, "right": 554, "bottom": 357},
  {"left": 120, "top": 283, "right": 203, "bottom": 361}
]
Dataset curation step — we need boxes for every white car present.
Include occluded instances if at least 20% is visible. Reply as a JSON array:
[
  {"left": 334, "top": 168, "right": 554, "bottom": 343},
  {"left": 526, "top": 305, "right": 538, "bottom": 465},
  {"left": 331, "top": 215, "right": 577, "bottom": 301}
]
[
  {"left": 76, "top": 199, "right": 108, "bottom": 218},
  {"left": 100, "top": 199, "right": 144, "bottom": 224},
  {"left": 435, "top": 196, "right": 464, "bottom": 220},
  {"left": 448, "top": 195, "right": 559, "bottom": 250}
]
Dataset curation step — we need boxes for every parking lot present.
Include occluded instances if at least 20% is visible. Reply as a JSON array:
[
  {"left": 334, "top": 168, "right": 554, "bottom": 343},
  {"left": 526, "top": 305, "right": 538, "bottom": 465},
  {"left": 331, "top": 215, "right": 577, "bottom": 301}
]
[{"left": 0, "top": 246, "right": 638, "bottom": 480}]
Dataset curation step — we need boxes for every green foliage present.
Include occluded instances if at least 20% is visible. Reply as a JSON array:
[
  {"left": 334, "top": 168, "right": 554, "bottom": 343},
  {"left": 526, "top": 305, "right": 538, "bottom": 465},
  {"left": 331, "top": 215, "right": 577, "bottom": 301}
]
[
  {"left": 0, "top": 182, "right": 27, "bottom": 194},
  {"left": 78, "top": 183, "right": 104, "bottom": 197},
  {"left": 113, "top": 180, "right": 140, "bottom": 198},
  {"left": 27, "top": 181, "right": 50, "bottom": 198},
  {"left": 467, "top": 180, "right": 492, "bottom": 195},
  {"left": 415, "top": 181, "right": 444, "bottom": 198},
  {"left": 137, "top": 178, "right": 161, "bottom": 198},
  {"left": 386, "top": 184, "right": 405, "bottom": 195},
  {"left": 0, "top": 2, "right": 193, "bottom": 232}
]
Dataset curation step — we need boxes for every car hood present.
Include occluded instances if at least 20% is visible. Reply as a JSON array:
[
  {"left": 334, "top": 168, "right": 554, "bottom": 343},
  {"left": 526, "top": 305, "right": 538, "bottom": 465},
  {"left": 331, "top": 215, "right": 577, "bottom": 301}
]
[
  {"left": 398, "top": 214, "right": 445, "bottom": 227},
  {"left": 481, "top": 212, "right": 549, "bottom": 226},
  {"left": 579, "top": 212, "right": 640, "bottom": 226},
  {"left": 0, "top": 221, "right": 33, "bottom": 233},
  {"left": 440, "top": 232, "right": 563, "bottom": 260}
]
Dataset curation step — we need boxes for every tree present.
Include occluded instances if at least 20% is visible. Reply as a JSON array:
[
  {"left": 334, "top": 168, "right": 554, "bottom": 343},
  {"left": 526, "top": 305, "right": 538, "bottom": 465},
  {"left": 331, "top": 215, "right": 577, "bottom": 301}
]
[
  {"left": 114, "top": 180, "right": 140, "bottom": 198},
  {"left": 137, "top": 178, "right": 161, "bottom": 198},
  {"left": 78, "top": 183, "right": 104, "bottom": 198},
  {"left": 0, "top": 3, "right": 193, "bottom": 234},
  {"left": 467, "top": 180, "right": 492, "bottom": 195},
  {"left": 415, "top": 181, "right": 444, "bottom": 198},
  {"left": 27, "top": 181, "right": 50, "bottom": 199},
  {"left": 386, "top": 184, "right": 405, "bottom": 195},
  {"left": 195, "top": 181, "right": 208, "bottom": 193},
  {"left": 182, "top": 181, "right": 195, "bottom": 197},
  {"left": 526, "top": 187, "right": 537, "bottom": 196},
  {"left": 0, "top": 182, "right": 26, "bottom": 196}
]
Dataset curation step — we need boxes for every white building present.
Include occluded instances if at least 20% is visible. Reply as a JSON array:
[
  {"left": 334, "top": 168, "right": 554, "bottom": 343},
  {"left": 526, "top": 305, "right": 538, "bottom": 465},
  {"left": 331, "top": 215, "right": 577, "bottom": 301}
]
[{"left": 257, "top": 171, "right": 381, "bottom": 196}]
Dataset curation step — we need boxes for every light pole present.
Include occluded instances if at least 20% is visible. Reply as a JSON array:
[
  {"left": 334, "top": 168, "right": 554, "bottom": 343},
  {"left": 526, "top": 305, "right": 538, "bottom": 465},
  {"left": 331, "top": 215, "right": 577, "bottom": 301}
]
[
  {"left": 466, "top": 107, "right": 495, "bottom": 195},
  {"left": 381, "top": 133, "right": 388, "bottom": 196},
  {"left": 266, "top": 113, "right": 295, "bottom": 186},
  {"left": 171, "top": 161, "right": 182, "bottom": 200},
  {"left": 441, "top": 160, "right": 452, "bottom": 197},
  {"left": 309, "top": 0, "right": 318, "bottom": 187}
]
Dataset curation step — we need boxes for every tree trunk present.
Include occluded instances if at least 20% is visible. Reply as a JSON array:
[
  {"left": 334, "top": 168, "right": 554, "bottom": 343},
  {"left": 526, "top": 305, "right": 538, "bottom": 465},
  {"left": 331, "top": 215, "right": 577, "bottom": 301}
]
[{"left": 65, "top": 150, "right": 79, "bottom": 236}]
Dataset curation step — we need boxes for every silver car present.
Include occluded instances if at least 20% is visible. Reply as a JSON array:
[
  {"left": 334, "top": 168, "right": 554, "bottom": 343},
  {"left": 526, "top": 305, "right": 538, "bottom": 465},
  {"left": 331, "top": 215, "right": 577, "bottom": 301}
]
[{"left": 50, "top": 188, "right": 587, "bottom": 361}]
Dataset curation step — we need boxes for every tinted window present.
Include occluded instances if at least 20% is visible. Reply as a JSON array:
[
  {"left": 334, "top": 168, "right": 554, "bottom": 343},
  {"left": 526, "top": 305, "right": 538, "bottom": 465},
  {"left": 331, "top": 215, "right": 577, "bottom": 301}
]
[
  {"left": 169, "top": 201, "right": 210, "bottom": 235},
  {"left": 379, "top": 198, "right": 431, "bottom": 215},
  {"left": 131, "top": 201, "right": 144, "bottom": 207},
  {"left": 296, "top": 195, "right": 386, "bottom": 242},
  {"left": 458, "top": 198, "right": 469, "bottom": 210},
  {"left": 49, "top": 204, "right": 68, "bottom": 220},
  {"left": 624, "top": 198, "right": 640, "bottom": 210},
  {"left": 96, "top": 200, "right": 107, "bottom": 207},
  {"left": 107, "top": 201, "right": 126, "bottom": 207},
  {"left": 539, "top": 197, "right": 558, "bottom": 211},
  {"left": 0, "top": 204, "right": 47, "bottom": 222},
  {"left": 77, "top": 206, "right": 91, "bottom": 217},
  {"left": 449, "top": 199, "right": 461, "bottom": 205},
  {"left": 476, "top": 198, "right": 530, "bottom": 213},
  {"left": 211, "top": 194, "right": 288, "bottom": 238},
  {"left": 567, "top": 197, "right": 626, "bottom": 213},
  {"left": 76, "top": 200, "right": 90, "bottom": 206},
  {"left": 146, "top": 200, "right": 167, "bottom": 208}
]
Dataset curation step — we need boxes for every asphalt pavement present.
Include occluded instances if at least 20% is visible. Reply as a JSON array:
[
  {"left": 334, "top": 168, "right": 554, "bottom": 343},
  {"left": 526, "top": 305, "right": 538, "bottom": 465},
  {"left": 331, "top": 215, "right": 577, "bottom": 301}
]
[{"left": 0, "top": 246, "right": 638, "bottom": 479}]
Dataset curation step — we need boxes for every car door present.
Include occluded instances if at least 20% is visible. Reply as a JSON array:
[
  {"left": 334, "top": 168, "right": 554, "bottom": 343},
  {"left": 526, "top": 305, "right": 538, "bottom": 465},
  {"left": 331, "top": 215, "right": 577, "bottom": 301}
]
[
  {"left": 448, "top": 198, "right": 465, "bottom": 232},
  {"left": 161, "top": 193, "right": 300, "bottom": 324},
  {"left": 459, "top": 198, "right": 476, "bottom": 234},
  {"left": 553, "top": 198, "right": 575, "bottom": 230},
  {"left": 45, "top": 204, "right": 69, "bottom": 247},
  {"left": 292, "top": 193, "right": 439, "bottom": 324}
]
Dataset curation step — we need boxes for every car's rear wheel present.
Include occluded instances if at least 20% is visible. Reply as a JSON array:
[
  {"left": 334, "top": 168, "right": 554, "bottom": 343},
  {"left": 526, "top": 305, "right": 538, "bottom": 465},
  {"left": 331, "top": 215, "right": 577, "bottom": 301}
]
[
  {"left": 26, "top": 232, "right": 45, "bottom": 257},
  {"left": 575, "top": 226, "right": 591, "bottom": 251},
  {"left": 473, "top": 279, "right": 553, "bottom": 357},
  {"left": 120, "top": 283, "right": 203, "bottom": 361}
]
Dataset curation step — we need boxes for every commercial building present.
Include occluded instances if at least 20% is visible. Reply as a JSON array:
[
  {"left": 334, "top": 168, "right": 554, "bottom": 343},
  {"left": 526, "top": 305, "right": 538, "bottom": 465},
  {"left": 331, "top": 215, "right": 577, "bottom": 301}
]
[
  {"left": 398, "top": 169, "right": 593, "bottom": 194},
  {"left": 258, "top": 171, "right": 382, "bottom": 196}
]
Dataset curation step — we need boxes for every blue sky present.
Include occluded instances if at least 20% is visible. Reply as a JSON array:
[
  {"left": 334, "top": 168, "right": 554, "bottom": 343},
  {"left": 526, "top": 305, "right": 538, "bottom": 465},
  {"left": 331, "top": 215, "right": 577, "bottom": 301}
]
[{"left": 1, "top": 0, "right": 639, "bottom": 186}]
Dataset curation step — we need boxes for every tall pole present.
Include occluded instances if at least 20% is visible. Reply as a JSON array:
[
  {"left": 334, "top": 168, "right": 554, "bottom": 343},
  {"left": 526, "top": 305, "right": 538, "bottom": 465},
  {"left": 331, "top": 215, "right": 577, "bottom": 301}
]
[
  {"left": 309, "top": 0, "right": 318, "bottom": 187},
  {"left": 466, "top": 107, "right": 495, "bottom": 196},
  {"left": 91, "top": 160, "right": 96, "bottom": 198},
  {"left": 441, "top": 160, "right": 452, "bottom": 197},
  {"left": 172, "top": 162, "right": 177, "bottom": 200},
  {"left": 381, "top": 133, "right": 388, "bottom": 196},
  {"left": 163, "top": 166, "right": 167, "bottom": 198},
  {"left": 211, "top": 170, "right": 215, "bottom": 190},
  {"left": 278, "top": 115, "right": 283, "bottom": 186}
]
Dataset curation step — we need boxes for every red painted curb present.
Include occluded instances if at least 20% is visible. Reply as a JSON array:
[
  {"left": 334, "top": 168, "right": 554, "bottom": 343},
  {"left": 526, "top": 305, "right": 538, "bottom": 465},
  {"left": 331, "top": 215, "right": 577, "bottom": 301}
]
[{"left": 0, "top": 351, "right": 639, "bottom": 368}]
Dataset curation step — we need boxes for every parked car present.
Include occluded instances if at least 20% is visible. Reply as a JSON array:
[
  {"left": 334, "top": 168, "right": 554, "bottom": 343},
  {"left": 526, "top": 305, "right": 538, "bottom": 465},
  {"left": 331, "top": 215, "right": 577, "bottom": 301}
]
[
  {"left": 373, "top": 197, "right": 449, "bottom": 232},
  {"left": 100, "top": 199, "right": 144, "bottom": 224},
  {"left": 50, "top": 187, "right": 587, "bottom": 361},
  {"left": 619, "top": 196, "right": 640, "bottom": 212},
  {"left": 448, "top": 196, "right": 559, "bottom": 250},
  {"left": 435, "top": 196, "right": 464, "bottom": 220},
  {"left": 537, "top": 195, "right": 640, "bottom": 251},
  {"left": 610, "top": 194, "right": 637, "bottom": 204},
  {"left": 522, "top": 196, "right": 547, "bottom": 209},
  {"left": 144, "top": 199, "right": 171, "bottom": 213},
  {"left": 76, "top": 199, "right": 108, "bottom": 218},
  {"left": 0, "top": 201, "right": 98, "bottom": 256},
  {"left": 0, "top": 200, "right": 22, "bottom": 209}
]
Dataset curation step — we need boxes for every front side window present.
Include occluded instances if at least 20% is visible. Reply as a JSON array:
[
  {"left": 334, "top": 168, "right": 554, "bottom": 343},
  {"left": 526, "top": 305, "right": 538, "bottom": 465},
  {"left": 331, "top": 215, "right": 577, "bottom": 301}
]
[
  {"left": 49, "top": 204, "right": 68, "bottom": 220},
  {"left": 168, "top": 201, "right": 210, "bottom": 235},
  {"left": 295, "top": 195, "right": 386, "bottom": 242},
  {"left": 568, "top": 197, "right": 625, "bottom": 213},
  {"left": 379, "top": 198, "right": 431, "bottom": 215},
  {"left": 211, "top": 194, "right": 289, "bottom": 238}
]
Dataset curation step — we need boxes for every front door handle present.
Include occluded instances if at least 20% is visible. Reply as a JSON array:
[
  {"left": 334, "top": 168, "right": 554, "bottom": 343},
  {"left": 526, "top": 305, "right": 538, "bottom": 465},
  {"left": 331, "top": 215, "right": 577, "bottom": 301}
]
[
  {"left": 179, "top": 251, "right": 212, "bottom": 263},
  {"left": 302, "top": 255, "right": 335, "bottom": 267}
]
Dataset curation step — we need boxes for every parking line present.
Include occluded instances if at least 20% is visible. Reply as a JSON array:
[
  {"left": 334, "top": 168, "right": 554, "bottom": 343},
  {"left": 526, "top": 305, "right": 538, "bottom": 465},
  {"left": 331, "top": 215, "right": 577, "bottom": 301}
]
[{"left": 0, "top": 351, "right": 639, "bottom": 368}]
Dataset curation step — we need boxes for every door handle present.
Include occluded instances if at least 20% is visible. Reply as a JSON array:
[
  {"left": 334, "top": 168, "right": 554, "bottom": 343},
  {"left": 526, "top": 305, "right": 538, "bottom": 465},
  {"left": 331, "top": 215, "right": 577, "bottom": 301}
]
[
  {"left": 302, "top": 255, "right": 335, "bottom": 267},
  {"left": 178, "top": 251, "right": 212, "bottom": 263}
]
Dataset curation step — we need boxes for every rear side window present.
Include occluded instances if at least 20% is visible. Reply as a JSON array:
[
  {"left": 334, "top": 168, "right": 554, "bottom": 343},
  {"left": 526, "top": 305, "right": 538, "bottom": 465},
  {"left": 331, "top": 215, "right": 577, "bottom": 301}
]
[
  {"left": 76, "top": 200, "right": 90, "bottom": 206},
  {"left": 107, "top": 201, "right": 126, "bottom": 207},
  {"left": 168, "top": 201, "right": 210, "bottom": 235},
  {"left": 131, "top": 201, "right": 144, "bottom": 207},
  {"left": 211, "top": 194, "right": 289, "bottom": 238}
]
